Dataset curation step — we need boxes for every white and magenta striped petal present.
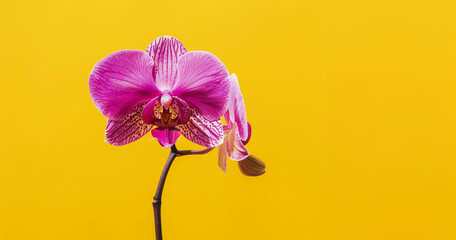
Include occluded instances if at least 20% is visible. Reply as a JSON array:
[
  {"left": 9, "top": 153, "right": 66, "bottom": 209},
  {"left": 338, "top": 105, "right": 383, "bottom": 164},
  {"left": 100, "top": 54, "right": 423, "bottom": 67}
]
[
  {"left": 177, "top": 107, "right": 224, "bottom": 148},
  {"left": 172, "top": 51, "right": 230, "bottom": 121},
  {"left": 89, "top": 50, "right": 160, "bottom": 119},
  {"left": 105, "top": 101, "right": 154, "bottom": 146},
  {"left": 225, "top": 73, "right": 249, "bottom": 141},
  {"left": 146, "top": 36, "right": 187, "bottom": 91},
  {"left": 225, "top": 123, "right": 249, "bottom": 161},
  {"left": 242, "top": 122, "right": 252, "bottom": 145}
]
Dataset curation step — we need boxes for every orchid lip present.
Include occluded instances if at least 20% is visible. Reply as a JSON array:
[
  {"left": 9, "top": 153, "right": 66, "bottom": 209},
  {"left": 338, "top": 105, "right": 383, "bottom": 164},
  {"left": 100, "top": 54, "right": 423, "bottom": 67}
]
[{"left": 152, "top": 97, "right": 180, "bottom": 128}]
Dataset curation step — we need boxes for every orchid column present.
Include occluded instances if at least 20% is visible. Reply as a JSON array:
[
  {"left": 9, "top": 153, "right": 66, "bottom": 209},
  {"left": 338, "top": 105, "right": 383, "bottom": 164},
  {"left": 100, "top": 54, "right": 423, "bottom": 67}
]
[{"left": 89, "top": 36, "right": 265, "bottom": 240}]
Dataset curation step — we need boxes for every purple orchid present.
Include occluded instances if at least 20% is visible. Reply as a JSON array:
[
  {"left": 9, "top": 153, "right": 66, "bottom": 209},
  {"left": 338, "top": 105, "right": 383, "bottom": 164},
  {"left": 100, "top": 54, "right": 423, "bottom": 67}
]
[
  {"left": 89, "top": 36, "right": 230, "bottom": 148},
  {"left": 89, "top": 36, "right": 265, "bottom": 240},
  {"left": 218, "top": 74, "right": 265, "bottom": 176}
]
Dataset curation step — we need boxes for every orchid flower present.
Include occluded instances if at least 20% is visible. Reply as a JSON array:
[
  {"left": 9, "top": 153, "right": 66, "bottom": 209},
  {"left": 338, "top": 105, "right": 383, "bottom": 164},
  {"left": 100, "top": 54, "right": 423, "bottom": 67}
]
[
  {"left": 89, "top": 36, "right": 229, "bottom": 148},
  {"left": 218, "top": 74, "right": 266, "bottom": 176},
  {"left": 89, "top": 36, "right": 265, "bottom": 240}
]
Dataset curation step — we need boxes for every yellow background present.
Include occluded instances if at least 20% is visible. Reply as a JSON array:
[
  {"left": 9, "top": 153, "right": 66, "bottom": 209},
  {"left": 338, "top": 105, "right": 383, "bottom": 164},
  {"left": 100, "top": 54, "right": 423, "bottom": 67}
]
[{"left": 0, "top": 0, "right": 455, "bottom": 239}]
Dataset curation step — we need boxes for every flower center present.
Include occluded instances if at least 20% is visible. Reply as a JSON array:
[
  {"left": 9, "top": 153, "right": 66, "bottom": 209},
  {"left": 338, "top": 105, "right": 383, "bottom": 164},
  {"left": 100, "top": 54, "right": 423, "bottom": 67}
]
[
  {"left": 160, "top": 93, "right": 173, "bottom": 110},
  {"left": 153, "top": 94, "right": 179, "bottom": 128}
]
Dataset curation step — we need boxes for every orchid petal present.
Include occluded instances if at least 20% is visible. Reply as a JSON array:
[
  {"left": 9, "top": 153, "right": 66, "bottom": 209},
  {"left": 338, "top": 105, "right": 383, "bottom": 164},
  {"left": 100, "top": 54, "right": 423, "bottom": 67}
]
[
  {"left": 225, "top": 73, "right": 248, "bottom": 141},
  {"left": 172, "top": 51, "right": 230, "bottom": 121},
  {"left": 89, "top": 50, "right": 160, "bottom": 119},
  {"left": 217, "top": 129, "right": 230, "bottom": 173},
  {"left": 173, "top": 97, "right": 192, "bottom": 125},
  {"left": 105, "top": 101, "right": 153, "bottom": 146},
  {"left": 141, "top": 97, "right": 158, "bottom": 125},
  {"left": 242, "top": 122, "right": 252, "bottom": 146},
  {"left": 238, "top": 155, "right": 266, "bottom": 177},
  {"left": 176, "top": 107, "right": 223, "bottom": 147},
  {"left": 151, "top": 128, "right": 181, "bottom": 148},
  {"left": 218, "top": 142, "right": 228, "bottom": 173},
  {"left": 226, "top": 123, "right": 249, "bottom": 161},
  {"left": 146, "top": 36, "right": 187, "bottom": 91}
]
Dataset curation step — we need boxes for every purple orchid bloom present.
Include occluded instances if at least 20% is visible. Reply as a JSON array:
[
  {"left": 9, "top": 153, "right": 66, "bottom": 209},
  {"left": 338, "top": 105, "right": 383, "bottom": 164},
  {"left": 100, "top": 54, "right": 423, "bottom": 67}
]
[
  {"left": 89, "top": 37, "right": 265, "bottom": 240},
  {"left": 89, "top": 36, "right": 230, "bottom": 148},
  {"left": 218, "top": 74, "right": 265, "bottom": 176}
]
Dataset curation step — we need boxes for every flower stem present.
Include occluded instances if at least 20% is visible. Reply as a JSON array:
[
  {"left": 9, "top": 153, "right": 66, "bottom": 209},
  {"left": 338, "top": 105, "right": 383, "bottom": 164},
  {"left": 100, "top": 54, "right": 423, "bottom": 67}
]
[
  {"left": 152, "top": 145, "right": 178, "bottom": 240},
  {"left": 176, "top": 147, "right": 214, "bottom": 156},
  {"left": 152, "top": 145, "right": 213, "bottom": 240}
]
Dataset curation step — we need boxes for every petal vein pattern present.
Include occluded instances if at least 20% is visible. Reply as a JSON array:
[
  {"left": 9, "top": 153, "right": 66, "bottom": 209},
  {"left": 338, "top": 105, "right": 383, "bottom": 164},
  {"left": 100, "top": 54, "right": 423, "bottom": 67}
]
[
  {"left": 226, "top": 73, "right": 249, "bottom": 141},
  {"left": 105, "top": 101, "right": 153, "bottom": 146},
  {"left": 225, "top": 123, "right": 249, "bottom": 161},
  {"left": 89, "top": 50, "right": 160, "bottom": 119},
  {"left": 177, "top": 107, "right": 223, "bottom": 147},
  {"left": 146, "top": 36, "right": 187, "bottom": 91},
  {"left": 172, "top": 51, "right": 230, "bottom": 121}
]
